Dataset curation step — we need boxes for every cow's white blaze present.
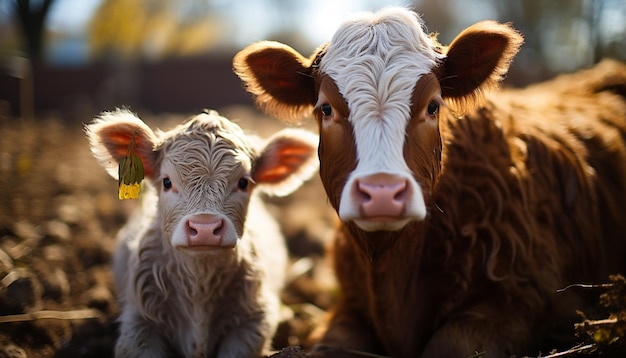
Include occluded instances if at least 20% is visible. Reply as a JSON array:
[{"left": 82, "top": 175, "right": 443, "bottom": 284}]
[{"left": 320, "top": 7, "right": 445, "bottom": 230}]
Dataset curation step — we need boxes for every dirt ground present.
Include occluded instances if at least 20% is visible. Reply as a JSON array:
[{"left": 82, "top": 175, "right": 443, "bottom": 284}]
[{"left": 0, "top": 106, "right": 338, "bottom": 358}]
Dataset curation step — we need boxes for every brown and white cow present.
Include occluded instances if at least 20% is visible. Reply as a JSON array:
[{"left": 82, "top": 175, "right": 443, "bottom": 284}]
[
  {"left": 87, "top": 109, "right": 318, "bottom": 357},
  {"left": 233, "top": 6, "right": 626, "bottom": 358}
]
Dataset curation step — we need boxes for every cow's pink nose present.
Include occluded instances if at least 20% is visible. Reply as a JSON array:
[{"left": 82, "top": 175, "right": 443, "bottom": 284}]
[
  {"left": 356, "top": 175, "right": 409, "bottom": 218},
  {"left": 186, "top": 215, "right": 224, "bottom": 247}
]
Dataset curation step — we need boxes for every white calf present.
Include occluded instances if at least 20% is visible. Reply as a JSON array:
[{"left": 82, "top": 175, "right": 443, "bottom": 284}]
[{"left": 86, "top": 109, "right": 318, "bottom": 357}]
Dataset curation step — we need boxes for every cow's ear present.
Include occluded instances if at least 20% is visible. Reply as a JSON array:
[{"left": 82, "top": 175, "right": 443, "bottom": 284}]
[
  {"left": 252, "top": 128, "right": 319, "bottom": 197},
  {"left": 233, "top": 41, "right": 320, "bottom": 123},
  {"left": 438, "top": 21, "right": 523, "bottom": 111},
  {"left": 86, "top": 109, "right": 159, "bottom": 179}
]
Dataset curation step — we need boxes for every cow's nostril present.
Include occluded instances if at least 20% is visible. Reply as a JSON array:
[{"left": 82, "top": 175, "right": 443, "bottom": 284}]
[
  {"left": 393, "top": 180, "right": 408, "bottom": 201},
  {"left": 355, "top": 175, "right": 412, "bottom": 218},
  {"left": 356, "top": 181, "right": 372, "bottom": 202}
]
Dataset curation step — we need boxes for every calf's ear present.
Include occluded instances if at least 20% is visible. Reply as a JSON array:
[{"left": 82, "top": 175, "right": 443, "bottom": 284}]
[
  {"left": 233, "top": 41, "right": 320, "bottom": 123},
  {"left": 438, "top": 21, "right": 523, "bottom": 111},
  {"left": 252, "top": 128, "right": 319, "bottom": 197},
  {"left": 86, "top": 109, "right": 159, "bottom": 179}
]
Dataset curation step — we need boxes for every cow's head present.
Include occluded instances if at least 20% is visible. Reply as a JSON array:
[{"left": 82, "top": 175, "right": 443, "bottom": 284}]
[
  {"left": 87, "top": 109, "right": 318, "bottom": 255},
  {"left": 234, "top": 7, "right": 522, "bottom": 232}
]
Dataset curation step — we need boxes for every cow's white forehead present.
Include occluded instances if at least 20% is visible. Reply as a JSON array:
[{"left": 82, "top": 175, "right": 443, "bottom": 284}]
[
  {"left": 320, "top": 7, "right": 444, "bottom": 171},
  {"left": 320, "top": 7, "right": 444, "bottom": 112}
]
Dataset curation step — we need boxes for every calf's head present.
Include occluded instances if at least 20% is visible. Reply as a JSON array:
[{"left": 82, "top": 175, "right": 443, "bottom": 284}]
[
  {"left": 87, "top": 109, "right": 318, "bottom": 255},
  {"left": 234, "top": 6, "right": 522, "bottom": 232}
]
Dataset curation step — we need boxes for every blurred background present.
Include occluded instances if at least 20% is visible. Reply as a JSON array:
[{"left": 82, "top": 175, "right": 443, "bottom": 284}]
[{"left": 0, "top": 0, "right": 625, "bottom": 119}]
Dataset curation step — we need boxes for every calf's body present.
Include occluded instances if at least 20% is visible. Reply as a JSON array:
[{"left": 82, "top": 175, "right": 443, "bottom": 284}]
[
  {"left": 233, "top": 7, "right": 626, "bottom": 357},
  {"left": 87, "top": 110, "right": 318, "bottom": 357}
]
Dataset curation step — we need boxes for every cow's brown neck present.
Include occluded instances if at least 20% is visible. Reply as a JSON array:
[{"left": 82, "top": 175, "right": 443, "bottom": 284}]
[{"left": 346, "top": 221, "right": 447, "bottom": 356}]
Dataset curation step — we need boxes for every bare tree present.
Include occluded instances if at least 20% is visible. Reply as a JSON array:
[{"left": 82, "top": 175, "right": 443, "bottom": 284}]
[{"left": 13, "top": 0, "right": 56, "bottom": 62}]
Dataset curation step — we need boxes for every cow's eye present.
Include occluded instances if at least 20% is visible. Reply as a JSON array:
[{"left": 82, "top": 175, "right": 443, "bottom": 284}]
[
  {"left": 163, "top": 177, "right": 173, "bottom": 191},
  {"left": 427, "top": 101, "right": 440, "bottom": 116},
  {"left": 320, "top": 103, "right": 332, "bottom": 117},
  {"left": 237, "top": 178, "right": 249, "bottom": 191}
]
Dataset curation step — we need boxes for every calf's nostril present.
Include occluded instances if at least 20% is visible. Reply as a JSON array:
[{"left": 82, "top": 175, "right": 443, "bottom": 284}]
[
  {"left": 185, "top": 216, "right": 227, "bottom": 247},
  {"left": 186, "top": 220, "right": 199, "bottom": 237},
  {"left": 212, "top": 220, "right": 224, "bottom": 236}
]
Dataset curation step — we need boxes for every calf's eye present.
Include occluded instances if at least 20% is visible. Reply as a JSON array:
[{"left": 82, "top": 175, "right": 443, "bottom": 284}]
[
  {"left": 320, "top": 103, "right": 332, "bottom": 117},
  {"left": 237, "top": 178, "right": 249, "bottom": 191},
  {"left": 163, "top": 177, "right": 173, "bottom": 191},
  {"left": 427, "top": 101, "right": 440, "bottom": 116}
]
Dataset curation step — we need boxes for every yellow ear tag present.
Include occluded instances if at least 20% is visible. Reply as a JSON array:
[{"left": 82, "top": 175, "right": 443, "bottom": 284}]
[{"left": 118, "top": 133, "right": 144, "bottom": 200}]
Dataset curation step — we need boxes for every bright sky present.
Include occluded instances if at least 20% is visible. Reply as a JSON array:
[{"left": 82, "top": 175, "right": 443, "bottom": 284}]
[
  {"left": 7, "top": 0, "right": 624, "bottom": 69},
  {"left": 47, "top": 0, "right": 102, "bottom": 32},
  {"left": 46, "top": 0, "right": 414, "bottom": 49}
]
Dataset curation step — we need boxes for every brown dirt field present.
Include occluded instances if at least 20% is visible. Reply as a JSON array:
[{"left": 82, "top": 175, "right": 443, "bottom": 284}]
[{"left": 0, "top": 107, "right": 337, "bottom": 358}]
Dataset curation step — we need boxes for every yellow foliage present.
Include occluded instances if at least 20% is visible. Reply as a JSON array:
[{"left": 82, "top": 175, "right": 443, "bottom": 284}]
[
  {"left": 88, "top": 0, "right": 149, "bottom": 60},
  {"left": 88, "top": 0, "right": 221, "bottom": 60}
]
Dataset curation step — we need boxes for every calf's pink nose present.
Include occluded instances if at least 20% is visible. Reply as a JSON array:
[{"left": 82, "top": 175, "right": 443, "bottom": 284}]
[
  {"left": 356, "top": 176, "right": 409, "bottom": 218},
  {"left": 186, "top": 215, "right": 224, "bottom": 247}
]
